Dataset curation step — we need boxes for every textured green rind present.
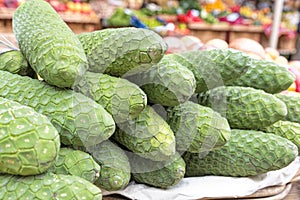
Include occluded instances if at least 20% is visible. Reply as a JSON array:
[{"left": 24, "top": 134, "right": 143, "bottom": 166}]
[
  {"left": 229, "top": 59, "right": 295, "bottom": 94},
  {"left": 48, "top": 147, "right": 100, "bottom": 183},
  {"left": 260, "top": 120, "right": 300, "bottom": 155},
  {"left": 198, "top": 86, "right": 287, "bottom": 129},
  {"left": 275, "top": 93, "right": 300, "bottom": 123},
  {"left": 82, "top": 140, "right": 131, "bottom": 191},
  {"left": 113, "top": 105, "right": 176, "bottom": 161},
  {"left": 178, "top": 48, "right": 253, "bottom": 93},
  {"left": 13, "top": 0, "right": 88, "bottom": 88},
  {"left": 0, "top": 70, "right": 115, "bottom": 147},
  {"left": 166, "top": 101, "right": 231, "bottom": 153},
  {"left": 124, "top": 56, "right": 196, "bottom": 106},
  {"left": 129, "top": 152, "right": 186, "bottom": 189},
  {"left": 184, "top": 129, "right": 298, "bottom": 177},
  {"left": 0, "top": 50, "right": 35, "bottom": 77},
  {"left": 0, "top": 173, "right": 102, "bottom": 200},
  {"left": 77, "top": 27, "right": 167, "bottom": 77},
  {"left": 75, "top": 72, "right": 147, "bottom": 123},
  {"left": 0, "top": 97, "right": 60, "bottom": 176}
]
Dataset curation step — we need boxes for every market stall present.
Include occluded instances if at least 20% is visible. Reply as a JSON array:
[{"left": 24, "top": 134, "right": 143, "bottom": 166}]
[
  {"left": 96, "top": 0, "right": 299, "bottom": 54},
  {"left": 0, "top": 0, "right": 101, "bottom": 33}
]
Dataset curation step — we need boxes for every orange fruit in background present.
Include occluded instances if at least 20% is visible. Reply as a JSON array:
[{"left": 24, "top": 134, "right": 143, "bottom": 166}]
[
  {"left": 73, "top": 2, "right": 82, "bottom": 13},
  {"left": 81, "top": 2, "right": 92, "bottom": 14},
  {"left": 66, "top": 1, "right": 75, "bottom": 11},
  {"left": 66, "top": 1, "right": 81, "bottom": 13}
]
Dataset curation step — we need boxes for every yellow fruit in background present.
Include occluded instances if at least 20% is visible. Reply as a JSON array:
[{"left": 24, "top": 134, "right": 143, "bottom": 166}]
[
  {"left": 288, "top": 82, "right": 296, "bottom": 92},
  {"left": 275, "top": 56, "right": 289, "bottom": 66},
  {"left": 264, "top": 53, "right": 274, "bottom": 61},
  {"left": 265, "top": 47, "right": 280, "bottom": 60}
]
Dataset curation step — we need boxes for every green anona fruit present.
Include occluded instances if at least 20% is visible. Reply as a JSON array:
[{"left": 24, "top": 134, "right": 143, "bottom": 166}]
[
  {"left": 83, "top": 140, "right": 131, "bottom": 191},
  {"left": 124, "top": 55, "right": 196, "bottom": 106},
  {"left": 48, "top": 147, "right": 100, "bottom": 183},
  {"left": 177, "top": 48, "right": 253, "bottom": 92},
  {"left": 260, "top": 120, "right": 300, "bottom": 155},
  {"left": 129, "top": 152, "right": 186, "bottom": 189},
  {"left": 0, "top": 97, "right": 60, "bottom": 176},
  {"left": 77, "top": 27, "right": 167, "bottom": 76},
  {"left": 228, "top": 59, "right": 295, "bottom": 94},
  {"left": 0, "top": 50, "right": 35, "bottom": 77},
  {"left": 13, "top": 0, "right": 88, "bottom": 88},
  {"left": 167, "top": 101, "right": 231, "bottom": 153},
  {"left": 184, "top": 129, "right": 298, "bottom": 177},
  {"left": 113, "top": 105, "right": 176, "bottom": 161},
  {"left": 198, "top": 86, "right": 287, "bottom": 129},
  {"left": 0, "top": 70, "right": 115, "bottom": 147},
  {"left": 275, "top": 92, "right": 300, "bottom": 123},
  {"left": 0, "top": 173, "right": 102, "bottom": 200},
  {"left": 75, "top": 72, "right": 147, "bottom": 124}
]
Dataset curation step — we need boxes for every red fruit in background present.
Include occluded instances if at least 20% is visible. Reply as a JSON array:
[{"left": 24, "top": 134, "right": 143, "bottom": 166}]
[
  {"left": 288, "top": 66, "right": 300, "bottom": 92},
  {"left": 4, "top": 0, "right": 18, "bottom": 8},
  {"left": 288, "top": 61, "right": 300, "bottom": 92},
  {"left": 49, "top": 0, "right": 67, "bottom": 12}
]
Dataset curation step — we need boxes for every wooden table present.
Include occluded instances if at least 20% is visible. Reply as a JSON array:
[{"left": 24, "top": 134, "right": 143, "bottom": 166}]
[{"left": 0, "top": 7, "right": 101, "bottom": 34}]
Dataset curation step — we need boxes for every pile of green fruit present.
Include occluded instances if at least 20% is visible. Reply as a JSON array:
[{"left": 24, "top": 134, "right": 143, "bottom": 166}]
[{"left": 0, "top": 0, "right": 299, "bottom": 199}]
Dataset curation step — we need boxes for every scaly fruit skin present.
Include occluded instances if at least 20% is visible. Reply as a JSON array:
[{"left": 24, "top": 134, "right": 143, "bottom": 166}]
[
  {"left": 13, "top": 0, "right": 88, "bottom": 88},
  {"left": 75, "top": 72, "right": 147, "bottom": 123},
  {"left": 178, "top": 49, "right": 252, "bottom": 92},
  {"left": 77, "top": 27, "right": 167, "bottom": 76},
  {"left": 113, "top": 105, "right": 176, "bottom": 161},
  {"left": 125, "top": 56, "right": 196, "bottom": 106},
  {"left": 78, "top": 140, "right": 131, "bottom": 191},
  {"left": 198, "top": 86, "right": 287, "bottom": 129},
  {"left": 0, "top": 97, "right": 60, "bottom": 176},
  {"left": 184, "top": 129, "right": 298, "bottom": 177},
  {"left": 229, "top": 59, "right": 295, "bottom": 94},
  {"left": 275, "top": 93, "right": 300, "bottom": 123},
  {"left": 260, "top": 120, "right": 300, "bottom": 155},
  {"left": 0, "top": 70, "right": 115, "bottom": 147},
  {"left": 48, "top": 147, "right": 100, "bottom": 183},
  {"left": 129, "top": 152, "right": 186, "bottom": 189},
  {"left": 81, "top": 140, "right": 131, "bottom": 191},
  {"left": 0, "top": 50, "right": 35, "bottom": 77},
  {"left": 0, "top": 173, "right": 102, "bottom": 200},
  {"left": 166, "top": 101, "right": 231, "bottom": 153}
]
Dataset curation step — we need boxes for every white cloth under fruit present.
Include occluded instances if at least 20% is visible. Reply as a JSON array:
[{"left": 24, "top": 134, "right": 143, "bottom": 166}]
[{"left": 103, "top": 156, "right": 300, "bottom": 200}]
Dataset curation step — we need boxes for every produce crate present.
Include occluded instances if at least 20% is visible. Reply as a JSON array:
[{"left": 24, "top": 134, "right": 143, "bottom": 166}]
[
  {"left": 0, "top": 7, "right": 14, "bottom": 33},
  {"left": 228, "top": 25, "right": 264, "bottom": 43},
  {"left": 188, "top": 22, "right": 230, "bottom": 43},
  {"left": 278, "top": 35, "right": 297, "bottom": 54},
  {"left": 0, "top": 7, "right": 101, "bottom": 34},
  {"left": 261, "top": 33, "right": 297, "bottom": 55}
]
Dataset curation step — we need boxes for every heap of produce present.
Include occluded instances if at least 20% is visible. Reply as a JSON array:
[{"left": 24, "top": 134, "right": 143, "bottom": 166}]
[{"left": 0, "top": 0, "right": 299, "bottom": 199}]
